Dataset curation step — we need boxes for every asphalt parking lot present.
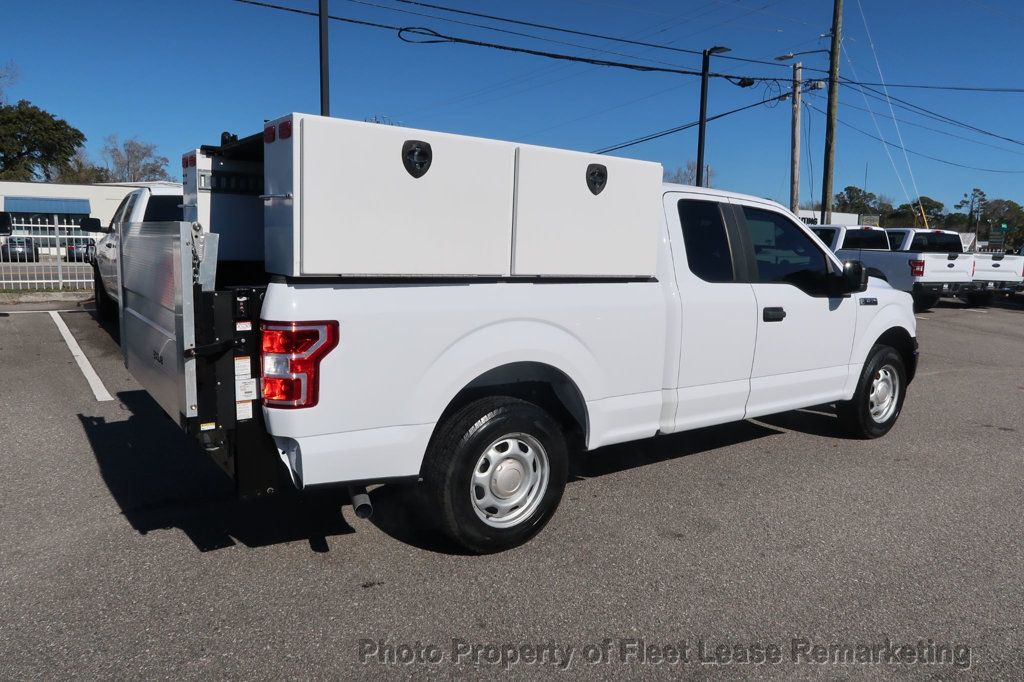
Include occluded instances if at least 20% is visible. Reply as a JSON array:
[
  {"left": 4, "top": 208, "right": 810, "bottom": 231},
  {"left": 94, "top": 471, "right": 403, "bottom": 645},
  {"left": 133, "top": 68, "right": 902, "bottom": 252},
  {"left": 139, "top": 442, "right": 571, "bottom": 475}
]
[{"left": 1, "top": 297, "right": 1022, "bottom": 679}]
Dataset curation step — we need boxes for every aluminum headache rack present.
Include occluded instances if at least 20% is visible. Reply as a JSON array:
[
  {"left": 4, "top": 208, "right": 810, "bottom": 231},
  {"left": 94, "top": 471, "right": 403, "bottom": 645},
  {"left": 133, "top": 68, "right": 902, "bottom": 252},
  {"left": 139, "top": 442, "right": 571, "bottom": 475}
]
[
  {"left": 0, "top": 216, "right": 95, "bottom": 291},
  {"left": 118, "top": 220, "right": 280, "bottom": 498}
]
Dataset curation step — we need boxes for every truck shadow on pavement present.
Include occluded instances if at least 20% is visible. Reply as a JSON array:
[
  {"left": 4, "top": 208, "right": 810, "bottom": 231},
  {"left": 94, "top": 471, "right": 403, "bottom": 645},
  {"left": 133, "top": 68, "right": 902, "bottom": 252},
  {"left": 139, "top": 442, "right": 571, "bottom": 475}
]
[
  {"left": 78, "top": 390, "right": 356, "bottom": 554},
  {"left": 79, "top": 390, "right": 847, "bottom": 555}
]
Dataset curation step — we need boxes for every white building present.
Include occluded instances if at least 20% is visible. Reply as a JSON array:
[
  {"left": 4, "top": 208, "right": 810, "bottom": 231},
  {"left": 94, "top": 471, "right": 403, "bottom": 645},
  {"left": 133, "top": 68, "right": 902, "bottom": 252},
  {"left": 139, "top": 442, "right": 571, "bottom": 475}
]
[
  {"left": 0, "top": 180, "right": 181, "bottom": 225},
  {"left": 797, "top": 209, "right": 860, "bottom": 226}
]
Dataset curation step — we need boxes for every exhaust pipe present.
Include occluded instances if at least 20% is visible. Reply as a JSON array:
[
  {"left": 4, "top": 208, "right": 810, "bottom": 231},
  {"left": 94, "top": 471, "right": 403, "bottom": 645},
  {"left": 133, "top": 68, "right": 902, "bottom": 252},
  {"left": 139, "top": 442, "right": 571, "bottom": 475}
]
[{"left": 348, "top": 486, "right": 373, "bottom": 519}]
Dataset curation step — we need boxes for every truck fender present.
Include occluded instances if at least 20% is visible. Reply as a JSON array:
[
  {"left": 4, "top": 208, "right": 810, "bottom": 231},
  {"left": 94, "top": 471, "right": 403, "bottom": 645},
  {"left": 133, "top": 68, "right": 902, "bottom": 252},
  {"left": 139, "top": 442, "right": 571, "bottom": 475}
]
[
  {"left": 408, "top": 319, "right": 602, "bottom": 431},
  {"left": 845, "top": 302, "right": 917, "bottom": 397}
]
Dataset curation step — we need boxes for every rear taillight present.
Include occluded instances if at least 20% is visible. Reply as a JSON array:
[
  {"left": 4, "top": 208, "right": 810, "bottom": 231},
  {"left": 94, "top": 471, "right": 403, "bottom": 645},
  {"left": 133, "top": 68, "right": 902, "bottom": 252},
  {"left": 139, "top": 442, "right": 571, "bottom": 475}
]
[
  {"left": 278, "top": 120, "right": 293, "bottom": 139},
  {"left": 260, "top": 320, "right": 338, "bottom": 409},
  {"left": 264, "top": 125, "right": 276, "bottom": 144},
  {"left": 909, "top": 259, "right": 925, "bottom": 277}
]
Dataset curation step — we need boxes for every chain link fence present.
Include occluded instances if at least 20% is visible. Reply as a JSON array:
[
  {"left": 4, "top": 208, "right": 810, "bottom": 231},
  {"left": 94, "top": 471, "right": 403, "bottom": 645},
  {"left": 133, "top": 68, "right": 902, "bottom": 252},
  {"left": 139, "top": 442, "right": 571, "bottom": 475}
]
[{"left": 0, "top": 216, "right": 96, "bottom": 291}]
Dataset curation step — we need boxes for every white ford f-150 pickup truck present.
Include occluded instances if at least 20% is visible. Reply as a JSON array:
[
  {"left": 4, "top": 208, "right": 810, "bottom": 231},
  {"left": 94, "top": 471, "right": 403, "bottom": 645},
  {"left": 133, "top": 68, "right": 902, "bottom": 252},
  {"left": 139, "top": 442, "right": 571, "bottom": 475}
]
[
  {"left": 813, "top": 224, "right": 976, "bottom": 311},
  {"left": 58, "top": 114, "right": 917, "bottom": 553}
]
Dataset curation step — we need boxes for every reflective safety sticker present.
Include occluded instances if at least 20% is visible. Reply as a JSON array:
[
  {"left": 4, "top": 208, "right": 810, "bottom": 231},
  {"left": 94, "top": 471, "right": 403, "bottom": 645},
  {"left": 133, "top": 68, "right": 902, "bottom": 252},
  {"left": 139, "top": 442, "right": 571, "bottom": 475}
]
[{"left": 200, "top": 421, "right": 216, "bottom": 431}]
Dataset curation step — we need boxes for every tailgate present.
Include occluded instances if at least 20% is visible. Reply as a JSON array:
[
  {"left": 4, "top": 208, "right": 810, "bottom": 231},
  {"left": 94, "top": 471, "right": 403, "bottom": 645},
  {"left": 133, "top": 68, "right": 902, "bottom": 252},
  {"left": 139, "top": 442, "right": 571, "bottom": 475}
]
[
  {"left": 118, "top": 220, "right": 216, "bottom": 424},
  {"left": 973, "top": 254, "right": 1024, "bottom": 283},
  {"left": 916, "top": 252, "right": 973, "bottom": 283}
]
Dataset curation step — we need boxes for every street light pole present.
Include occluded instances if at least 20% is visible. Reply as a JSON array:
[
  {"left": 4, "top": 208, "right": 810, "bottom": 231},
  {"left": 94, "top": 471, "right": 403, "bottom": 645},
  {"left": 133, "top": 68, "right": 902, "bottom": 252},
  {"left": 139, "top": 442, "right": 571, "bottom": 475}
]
[
  {"left": 319, "top": 0, "right": 330, "bottom": 116},
  {"left": 696, "top": 46, "right": 730, "bottom": 188}
]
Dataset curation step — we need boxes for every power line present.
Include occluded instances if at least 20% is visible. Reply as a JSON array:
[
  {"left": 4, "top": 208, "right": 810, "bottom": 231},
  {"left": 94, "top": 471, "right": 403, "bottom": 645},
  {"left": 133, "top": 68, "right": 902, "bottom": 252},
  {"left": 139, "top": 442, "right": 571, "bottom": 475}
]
[
  {"left": 805, "top": 103, "right": 1024, "bottom": 174},
  {"left": 841, "top": 80, "right": 1024, "bottom": 147},
  {"left": 340, "top": 0, "right": 704, "bottom": 70},
  {"left": 397, "top": 27, "right": 784, "bottom": 85},
  {"left": 839, "top": 97, "right": 1024, "bottom": 157},
  {"left": 391, "top": 0, "right": 817, "bottom": 72},
  {"left": 593, "top": 91, "right": 793, "bottom": 154},
  {"left": 232, "top": 0, "right": 787, "bottom": 86}
]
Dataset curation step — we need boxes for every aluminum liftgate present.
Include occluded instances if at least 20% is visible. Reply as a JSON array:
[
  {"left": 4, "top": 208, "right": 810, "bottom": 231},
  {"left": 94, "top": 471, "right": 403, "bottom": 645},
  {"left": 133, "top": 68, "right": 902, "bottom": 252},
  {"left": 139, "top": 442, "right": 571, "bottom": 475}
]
[{"left": 118, "top": 220, "right": 280, "bottom": 498}]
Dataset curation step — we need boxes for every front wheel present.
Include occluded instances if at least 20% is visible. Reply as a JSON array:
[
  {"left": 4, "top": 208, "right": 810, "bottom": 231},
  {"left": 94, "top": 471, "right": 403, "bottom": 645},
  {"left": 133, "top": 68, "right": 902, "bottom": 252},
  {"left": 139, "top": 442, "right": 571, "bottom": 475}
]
[
  {"left": 421, "top": 397, "right": 568, "bottom": 554},
  {"left": 837, "top": 345, "right": 907, "bottom": 439}
]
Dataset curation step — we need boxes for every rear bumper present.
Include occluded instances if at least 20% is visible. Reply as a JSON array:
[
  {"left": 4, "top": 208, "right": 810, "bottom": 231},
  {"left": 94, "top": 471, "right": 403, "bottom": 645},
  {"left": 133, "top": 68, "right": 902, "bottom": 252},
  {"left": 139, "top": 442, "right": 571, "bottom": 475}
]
[
  {"left": 271, "top": 423, "right": 433, "bottom": 488},
  {"left": 912, "top": 281, "right": 975, "bottom": 296},
  {"left": 972, "top": 279, "right": 1021, "bottom": 293}
]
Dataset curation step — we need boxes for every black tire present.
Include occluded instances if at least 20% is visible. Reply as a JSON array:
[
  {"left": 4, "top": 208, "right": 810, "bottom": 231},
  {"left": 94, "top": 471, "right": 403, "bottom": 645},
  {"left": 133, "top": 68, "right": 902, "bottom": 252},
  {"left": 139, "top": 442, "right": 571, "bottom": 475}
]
[
  {"left": 422, "top": 396, "right": 568, "bottom": 554},
  {"left": 93, "top": 266, "right": 115, "bottom": 323},
  {"left": 837, "top": 344, "right": 907, "bottom": 439},
  {"left": 912, "top": 294, "right": 939, "bottom": 312},
  {"left": 964, "top": 291, "right": 993, "bottom": 307}
]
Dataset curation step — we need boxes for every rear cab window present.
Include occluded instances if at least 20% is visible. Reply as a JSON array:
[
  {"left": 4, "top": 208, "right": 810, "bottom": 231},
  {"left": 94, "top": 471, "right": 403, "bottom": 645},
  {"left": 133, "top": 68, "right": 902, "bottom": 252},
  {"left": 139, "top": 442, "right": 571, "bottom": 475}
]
[
  {"left": 812, "top": 227, "right": 837, "bottom": 247},
  {"left": 840, "top": 229, "right": 889, "bottom": 250},
  {"left": 143, "top": 195, "right": 184, "bottom": 222},
  {"left": 909, "top": 232, "right": 964, "bottom": 253}
]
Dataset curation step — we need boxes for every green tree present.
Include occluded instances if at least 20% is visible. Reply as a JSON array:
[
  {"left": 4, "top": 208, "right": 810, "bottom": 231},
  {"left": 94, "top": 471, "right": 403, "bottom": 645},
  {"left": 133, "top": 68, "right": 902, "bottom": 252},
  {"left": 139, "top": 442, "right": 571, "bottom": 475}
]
[
  {"left": 954, "top": 188, "right": 987, "bottom": 231},
  {"left": 982, "top": 198, "right": 1024, "bottom": 245},
  {"left": 888, "top": 196, "right": 944, "bottom": 227},
  {"left": 834, "top": 186, "right": 877, "bottom": 215},
  {"left": 0, "top": 100, "right": 85, "bottom": 181}
]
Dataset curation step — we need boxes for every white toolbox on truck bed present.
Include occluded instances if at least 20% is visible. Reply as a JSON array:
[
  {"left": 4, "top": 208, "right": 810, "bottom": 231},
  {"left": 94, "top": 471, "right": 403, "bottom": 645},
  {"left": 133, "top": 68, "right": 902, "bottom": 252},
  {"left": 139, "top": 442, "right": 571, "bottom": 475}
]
[{"left": 262, "top": 114, "right": 661, "bottom": 278}]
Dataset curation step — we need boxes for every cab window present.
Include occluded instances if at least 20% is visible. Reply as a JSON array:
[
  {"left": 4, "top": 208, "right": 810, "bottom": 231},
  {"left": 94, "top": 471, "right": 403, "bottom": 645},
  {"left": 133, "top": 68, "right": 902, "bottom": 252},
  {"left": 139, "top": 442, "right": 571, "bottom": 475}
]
[
  {"left": 143, "top": 195, "right": 184, "bottom": 222},
  {"left": 677, "top": 199, "right": 734, "bottom": 283},
  {"left": 741, "top": 206, "right": 834, "bottom": 293}
]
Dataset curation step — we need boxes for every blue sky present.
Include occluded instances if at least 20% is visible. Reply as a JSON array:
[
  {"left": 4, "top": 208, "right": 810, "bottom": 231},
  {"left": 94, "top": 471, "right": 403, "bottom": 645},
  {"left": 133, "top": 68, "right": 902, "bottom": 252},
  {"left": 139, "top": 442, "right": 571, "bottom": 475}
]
[{"left": 5, "top": 0, "right": 1023, "bottom": 210}]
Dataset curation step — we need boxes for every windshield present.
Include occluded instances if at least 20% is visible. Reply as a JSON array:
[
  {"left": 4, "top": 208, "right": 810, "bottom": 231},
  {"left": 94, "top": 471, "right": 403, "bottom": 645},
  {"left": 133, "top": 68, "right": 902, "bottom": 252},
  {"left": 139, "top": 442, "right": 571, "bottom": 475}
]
[{"left": 909, "top": 232, "right": 964, "bottom": 253}]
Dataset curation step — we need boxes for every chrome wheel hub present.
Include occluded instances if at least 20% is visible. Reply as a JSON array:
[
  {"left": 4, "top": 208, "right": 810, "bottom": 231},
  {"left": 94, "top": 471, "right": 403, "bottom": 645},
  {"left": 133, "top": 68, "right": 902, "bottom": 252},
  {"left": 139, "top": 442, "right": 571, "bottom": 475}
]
[
  {"left": 868, "top": 364, "right": 900, "bottom": 423},
  {"left": 471, "top": 433, "right": 549, "bottom": 529}
]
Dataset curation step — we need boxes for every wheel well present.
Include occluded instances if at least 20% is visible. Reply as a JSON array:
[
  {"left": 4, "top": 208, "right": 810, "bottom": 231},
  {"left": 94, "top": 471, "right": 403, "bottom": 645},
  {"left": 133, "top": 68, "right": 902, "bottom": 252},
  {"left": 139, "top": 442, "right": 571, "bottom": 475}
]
[
  {"left": 434, "top": 362, "right": 588, "bottom": 450},
  {"left": 875, "top": 327, "right": 917, "bottom": 383}
]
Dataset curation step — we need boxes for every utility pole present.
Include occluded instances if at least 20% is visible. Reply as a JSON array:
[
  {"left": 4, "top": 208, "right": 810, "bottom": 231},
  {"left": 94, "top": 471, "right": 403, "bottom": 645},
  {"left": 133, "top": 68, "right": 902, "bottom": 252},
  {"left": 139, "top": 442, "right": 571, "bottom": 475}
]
[
  {"left": 319, "top": 0, "right": 330, "bottom": 116},
  {"left": 820, "top": 0, "right": 843, "bottom": 225},
  {"left": 789, "top": 62, "right": 802, "bottom": 214},
  {"left": 696, "top": 46, "right": 730, "bottom": 188}
]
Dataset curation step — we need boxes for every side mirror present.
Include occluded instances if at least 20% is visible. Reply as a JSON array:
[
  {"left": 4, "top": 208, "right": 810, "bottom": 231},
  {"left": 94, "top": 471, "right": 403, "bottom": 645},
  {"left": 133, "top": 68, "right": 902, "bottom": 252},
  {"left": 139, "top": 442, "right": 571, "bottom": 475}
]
[
  {"left": 0, "top": 212, "right": 11, "bottom": 236},
  {"left": 839, "top": 259, "right": 868, "bottom": 294},
  {"left": 79, "top": 217, "right": 108, "bottom": 233}
]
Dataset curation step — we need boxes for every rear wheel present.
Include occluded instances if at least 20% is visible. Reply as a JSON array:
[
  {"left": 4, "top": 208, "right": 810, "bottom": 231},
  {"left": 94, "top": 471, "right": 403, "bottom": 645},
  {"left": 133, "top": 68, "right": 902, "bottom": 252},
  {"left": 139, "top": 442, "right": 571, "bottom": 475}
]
[
  {"left": 837, "top": 344, "right": 907, "bottom": 439},
  {"left": 422, "top": 397, "right": 568, "bottom": 554}
]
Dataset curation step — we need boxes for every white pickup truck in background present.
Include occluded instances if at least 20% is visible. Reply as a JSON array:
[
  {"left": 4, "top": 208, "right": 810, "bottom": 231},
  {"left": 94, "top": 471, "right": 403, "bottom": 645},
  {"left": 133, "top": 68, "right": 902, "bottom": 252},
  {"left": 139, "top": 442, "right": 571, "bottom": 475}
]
[
  {"left": 968, "top": 251, "right": 1024, "bottom": 304},
  {"left": 813, "top": 225, "right": 976, "bottom": 311},
  {"left": 92, "top": 182, "right": 183, "bottom": 320},
  {"left": 75, "top": 114, "right": 918, "bottom": 553}
]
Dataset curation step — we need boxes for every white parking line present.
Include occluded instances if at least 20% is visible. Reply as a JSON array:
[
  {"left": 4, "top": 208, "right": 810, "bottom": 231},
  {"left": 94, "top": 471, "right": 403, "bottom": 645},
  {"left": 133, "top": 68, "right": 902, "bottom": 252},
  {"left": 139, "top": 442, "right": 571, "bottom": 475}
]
[{"left": 48, "top": 311, "right": 113, "bottom": 402}]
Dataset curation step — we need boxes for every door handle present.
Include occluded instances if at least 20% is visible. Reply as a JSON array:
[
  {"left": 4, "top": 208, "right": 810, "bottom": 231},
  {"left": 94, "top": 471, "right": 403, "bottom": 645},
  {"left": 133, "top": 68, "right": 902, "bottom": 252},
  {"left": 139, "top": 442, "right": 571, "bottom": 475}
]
[{"left": 763, "top": 306, "right": 786, "bottom": 322}]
